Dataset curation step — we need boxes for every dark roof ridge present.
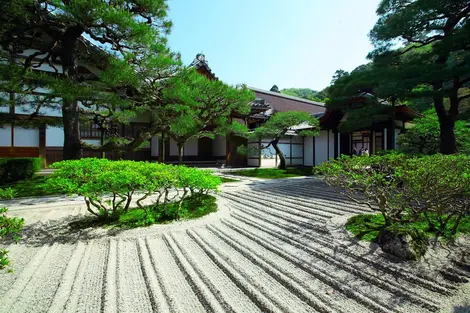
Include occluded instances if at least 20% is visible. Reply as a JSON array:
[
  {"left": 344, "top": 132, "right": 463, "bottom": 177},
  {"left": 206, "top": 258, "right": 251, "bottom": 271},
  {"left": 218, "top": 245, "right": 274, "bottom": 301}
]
[{"left": 249, "top": 86, "right": 325, "bottom": 107}]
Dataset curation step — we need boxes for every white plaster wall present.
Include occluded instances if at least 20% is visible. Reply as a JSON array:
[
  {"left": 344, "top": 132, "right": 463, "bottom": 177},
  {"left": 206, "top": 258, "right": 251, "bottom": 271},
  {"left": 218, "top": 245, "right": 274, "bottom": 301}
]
[
  {"left": 212, "top": 135, "right": 226, "bottom": 156},
  {"left": 151, "top": 136, "right": 159, "bottom": 157},
  {"left": 315, "top": 130, "right": 328, "bottom": 166},
  {"left": 329, "top": 131, "right": 335, "bottom": 160},
  {"left": 14, "top": 127, "right": 39, "bottom": 147},
  {"left": 170, "top": 138, "right": 178, "bottom": 156},
  {"left": 184, "top": 138, "right": 198, "bottom": 156},
  {"left": 303, "top": 136, "right": 314, "bottom": 166},
  {"left": 260, "top": 158, "right": 277, "bottom": 168},
  {"left": 279, "top": 143, "right": 290, "bottom": 157},
  {"left": 0, "top": 124, "right": 12, "bottom": 146},
  {"left": 247, "top": 158, "right": 259, "bottom": 167},
  {"left": 292, "top": 144, "right": 303, "bottom": 158},
  {"left": 46, "top": 126, "right": 64, "bottom": 147},
  {"left": 169, "top": 137, "right": 198, "bottom": 156},
  {"left": 291, "top": 158, "right": 303, "bottom": 165}
]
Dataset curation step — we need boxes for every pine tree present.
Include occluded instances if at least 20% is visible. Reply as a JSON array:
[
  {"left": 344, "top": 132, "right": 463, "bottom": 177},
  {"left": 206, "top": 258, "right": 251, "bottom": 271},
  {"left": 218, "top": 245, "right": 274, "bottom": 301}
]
[{"left": 0, "top": 0, "right": 176, "bottom": 159}]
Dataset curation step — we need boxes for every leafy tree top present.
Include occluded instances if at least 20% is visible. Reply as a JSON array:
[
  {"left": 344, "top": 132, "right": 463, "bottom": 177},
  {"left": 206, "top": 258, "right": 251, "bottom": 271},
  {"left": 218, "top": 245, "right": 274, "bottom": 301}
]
[
  {"left": 251, "top": 111, "right": 319, "bottom": 139},
  {"left": 270, "top": 85, "right": 280, "bottom": 93},
  {"left": 158, "top": 68, "right": 255, "bottom": 143}
]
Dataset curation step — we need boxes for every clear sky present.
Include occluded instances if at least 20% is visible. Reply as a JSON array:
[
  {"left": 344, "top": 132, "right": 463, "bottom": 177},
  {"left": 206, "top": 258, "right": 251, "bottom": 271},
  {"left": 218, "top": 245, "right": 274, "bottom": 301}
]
[{"left": 167, "top": 0, "right": 381, "bottom": 92}]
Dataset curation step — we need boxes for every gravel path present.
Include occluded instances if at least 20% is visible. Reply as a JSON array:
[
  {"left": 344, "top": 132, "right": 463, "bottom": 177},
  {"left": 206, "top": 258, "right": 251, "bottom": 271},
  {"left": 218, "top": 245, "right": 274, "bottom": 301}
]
[{"left": 1, "top": 177, "right": 469, "bottom": 313}]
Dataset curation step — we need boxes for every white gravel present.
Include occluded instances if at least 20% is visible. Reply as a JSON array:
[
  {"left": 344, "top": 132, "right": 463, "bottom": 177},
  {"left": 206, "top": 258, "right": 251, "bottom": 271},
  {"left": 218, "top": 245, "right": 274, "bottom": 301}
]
[{"left": 1, "top": 177, "right": 469, "bottom": 313}]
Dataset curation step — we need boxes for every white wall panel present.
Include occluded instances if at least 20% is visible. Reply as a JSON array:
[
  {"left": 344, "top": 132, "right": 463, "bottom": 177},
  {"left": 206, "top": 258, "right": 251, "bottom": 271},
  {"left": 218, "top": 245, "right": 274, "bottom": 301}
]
[
  {"left": 151, "top": 136, "right": 159, "bottom": 156},
  {"left": 292, "top": 144, "right": 303, "bottom": 158},
  {"left": 170, "top": 138, "right": 178, "bottom": 156},
  {"left": 260, "top": 158, "right": 277, "bottom": 168},
  {"left": 0, "top": 124, "right": 12, "bottom": 146},
  {"left": 212, "top": 135, "right": 226, "bottom": 156},
  {"left": 46, "top": 126, "right": 64, "bottom": 147},
  {"left": 303, "top": 136, "right": 314, "bottom": 166},
  {"left": 315, "top": 130, "right": 328, "bottom": 166},
  {"left": 329, "top": 131, "right": 335, "bottom": 160},
  {"left": 14, "top": 127, "right": 39, "bottom": 147},
  {"left": 247, "top": 158, "right": 259, "bottom": 167},
  {"left": 184, "top": 138, "right": 198, "bottom": 156}
]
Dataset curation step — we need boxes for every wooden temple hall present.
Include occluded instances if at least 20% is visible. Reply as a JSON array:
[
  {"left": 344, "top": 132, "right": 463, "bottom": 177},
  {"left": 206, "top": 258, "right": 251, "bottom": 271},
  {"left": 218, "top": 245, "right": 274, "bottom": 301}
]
[{"left": 0, "top": 51, "right": 419, "bottom": 167}]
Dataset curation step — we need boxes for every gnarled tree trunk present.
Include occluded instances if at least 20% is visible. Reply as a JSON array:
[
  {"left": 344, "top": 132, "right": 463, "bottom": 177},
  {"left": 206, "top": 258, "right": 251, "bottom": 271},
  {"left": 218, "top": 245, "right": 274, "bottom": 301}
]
[
  {"left": 60, "top": 25, "right": 84, "bottom": 160},
  {"left": 177, "top": 142, "right": 184, "bottom": 163},
  {"left": 271, "top": 138, "right": 286, "bottom": 170}
]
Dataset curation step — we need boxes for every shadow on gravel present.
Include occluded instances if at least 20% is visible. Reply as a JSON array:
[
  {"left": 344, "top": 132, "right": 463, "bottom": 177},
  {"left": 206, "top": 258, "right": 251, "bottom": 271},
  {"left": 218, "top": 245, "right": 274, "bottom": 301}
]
[
  {"left": 9, "top": 215, "right": 125, "bottom": 247},
  {"left": 453, "top": 305, "right": 470, "bottom": 313}
]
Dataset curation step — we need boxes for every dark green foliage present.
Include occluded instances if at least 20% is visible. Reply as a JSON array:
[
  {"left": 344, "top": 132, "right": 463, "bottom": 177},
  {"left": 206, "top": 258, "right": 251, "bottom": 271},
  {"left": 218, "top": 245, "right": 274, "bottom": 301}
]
[
  {"left": 158, "top": 68, "right": 254, "bottom": 162},
  {"left": 0, "top": 0, "right": 178, "bottom": 159},
  {"left": 397, "top": 110, "right": 470, "bottom": 154},
  {"left": 0, "top": 207, "right": 24, "bottom": 271},
  {"left": 270, "top": 85, "right": 280, "bottom": 93},
  {"left": 346, "top": 213, "right": 470, "bottom": 243},
  {"left": 116, "top": 194, "right": 217, "bottom": 228},
  {"left": 48, "top": 158, "right": 221, "bottom": 220},
  {"left": 231, "top": 167, "right": 313, "bottom": 179},
  {"left": 281, "top": 88, "right": 327, "bottom": 102},
  {"left": 0, "top": 158, "right": 41, "bottom": 184},
  {"left": 367, "top": 0, "right": 470, "bottom": 154},
  {"left": 316, "top": 153, "right": 470, "bottom": 256}
]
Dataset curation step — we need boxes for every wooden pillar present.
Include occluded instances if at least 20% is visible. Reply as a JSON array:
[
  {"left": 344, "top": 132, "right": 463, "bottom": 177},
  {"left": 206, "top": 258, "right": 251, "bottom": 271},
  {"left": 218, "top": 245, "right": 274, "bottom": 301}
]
[
  {"left": 312, "top": 136, "right": 316, "bottom": 166},
  {"left": 384, "top": 128, "right": 388, "bottom": 150},
  {"left": 327, "top": 130, "right": 330, "bottom": 160},
  {"left": 39, "top": 126, "right": 46, "bottom": 168}
]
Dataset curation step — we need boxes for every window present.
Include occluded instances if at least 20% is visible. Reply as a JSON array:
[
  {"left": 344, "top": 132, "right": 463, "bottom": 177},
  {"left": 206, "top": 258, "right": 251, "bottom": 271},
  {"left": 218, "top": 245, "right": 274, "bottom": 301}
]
[{"left": 80, "top": 121, "right": 101, "bottom": 139}]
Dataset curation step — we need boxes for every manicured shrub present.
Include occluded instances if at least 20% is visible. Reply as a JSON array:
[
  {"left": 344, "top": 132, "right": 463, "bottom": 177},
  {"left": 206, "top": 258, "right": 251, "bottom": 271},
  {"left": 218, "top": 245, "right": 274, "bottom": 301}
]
[
  {"left": 316, "top": 153, "right": 470, "bottom": 258},
  {"left": 0, "top": 158, "right": 42, "bottom": 183},
  {"left": 0, "top": 187, "right": 17, "bottom": 200},
  {"left": 49, "top": 159, "right": 222, "bottom": 220},
  {"left": 0, "top": 207, "right": 24, "bottom": 271}
]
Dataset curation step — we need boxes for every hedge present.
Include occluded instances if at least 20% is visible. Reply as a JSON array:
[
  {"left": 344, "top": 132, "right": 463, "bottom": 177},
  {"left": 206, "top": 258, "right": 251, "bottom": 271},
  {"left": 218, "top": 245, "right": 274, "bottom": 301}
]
[{"left": 0, "top": 158, "right": 42, "bottom": 184}]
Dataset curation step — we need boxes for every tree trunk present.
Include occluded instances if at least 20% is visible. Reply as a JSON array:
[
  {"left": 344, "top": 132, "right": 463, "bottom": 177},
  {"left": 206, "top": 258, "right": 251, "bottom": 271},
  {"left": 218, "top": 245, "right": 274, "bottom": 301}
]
[
  {"left": 271, "top": 139, "right": 286, "bottom": 170},
  {"left": 62, "top": 100, "right": 82, "bottom": 159},
  {"left": 177, "top": 142, "right": 184, "bottom": 163},
  {"left": 438, "top": 114, "right": 457, "bottom": 154},
  {"left": 60, "top": 25, "right": 84, "bottom": 160}
]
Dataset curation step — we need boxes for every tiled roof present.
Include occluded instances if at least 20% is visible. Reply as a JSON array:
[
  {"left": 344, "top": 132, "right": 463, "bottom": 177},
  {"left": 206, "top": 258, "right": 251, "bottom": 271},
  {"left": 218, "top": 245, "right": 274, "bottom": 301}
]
[
  {"left": 249, "top": 87, "right": 326, "bottom": 115},
  {"left": 189, "top": 53, "right": 217, "bottom": 80}
]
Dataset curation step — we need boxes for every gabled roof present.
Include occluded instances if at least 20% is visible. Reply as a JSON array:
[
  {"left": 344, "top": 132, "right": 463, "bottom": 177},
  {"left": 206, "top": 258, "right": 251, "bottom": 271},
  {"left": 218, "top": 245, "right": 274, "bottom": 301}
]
[
  {"left": 189, "top": 53, "right": 217, "bottom": 80},
  {"left": 249, "top": 87, "right": 325, "bottom": 115}
]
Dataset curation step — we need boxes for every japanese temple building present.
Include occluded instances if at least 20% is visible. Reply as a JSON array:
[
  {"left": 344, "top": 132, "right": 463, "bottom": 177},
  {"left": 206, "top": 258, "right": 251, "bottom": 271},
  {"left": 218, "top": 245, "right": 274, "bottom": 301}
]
[{"left": 0, "top": 50, "right": 419, "bottom": 167}]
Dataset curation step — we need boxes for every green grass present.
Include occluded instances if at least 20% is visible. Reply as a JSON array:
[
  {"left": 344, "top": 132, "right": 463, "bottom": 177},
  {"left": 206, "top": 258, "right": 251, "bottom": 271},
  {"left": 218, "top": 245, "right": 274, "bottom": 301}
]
[
  {"left": 230, "top": 167, "right": 313, "bottom": 179},
  {"left": 0, "top": 175, "right": 64, "bottom": 198},
  {"left": 220, "top": 177, "right": 240, "bottom": 183},
  {"left": 70, "top": 194, "right": 218, "bottom": 230},
  {"left": 346, "top": 213, "right": 470, "bottom": 242}
]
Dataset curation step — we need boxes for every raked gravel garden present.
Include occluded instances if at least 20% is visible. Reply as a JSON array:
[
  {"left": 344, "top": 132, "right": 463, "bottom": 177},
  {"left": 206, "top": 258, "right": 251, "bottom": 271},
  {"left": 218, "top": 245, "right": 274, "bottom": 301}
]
[{"left": 1, "top": 176, "right": 469, "bottom": 313}]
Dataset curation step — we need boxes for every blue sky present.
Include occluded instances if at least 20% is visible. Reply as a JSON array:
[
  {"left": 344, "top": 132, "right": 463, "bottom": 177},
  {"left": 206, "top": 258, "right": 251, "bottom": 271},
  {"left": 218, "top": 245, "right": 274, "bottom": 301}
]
[{"left": 167, "top": 0, "right": 381, "bottom": 92}]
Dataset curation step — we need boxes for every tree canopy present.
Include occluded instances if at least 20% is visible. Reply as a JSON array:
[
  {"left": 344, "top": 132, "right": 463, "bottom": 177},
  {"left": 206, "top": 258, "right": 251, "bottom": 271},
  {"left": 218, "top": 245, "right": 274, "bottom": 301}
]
[
  {"left": 0, "top": 0, "right": 178, "bottom": 159},
  {"left": 281, "top": 88, "right": 327, "bottom": 102},
  {"left": 368, "top": 0, "right": 470, "bottom": 154},
  {"left": 158, "top": 68, "right": 255, "bottom": 162},
  {"left": 397, "top": 109, "right": 470, "bottom": 155}
]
